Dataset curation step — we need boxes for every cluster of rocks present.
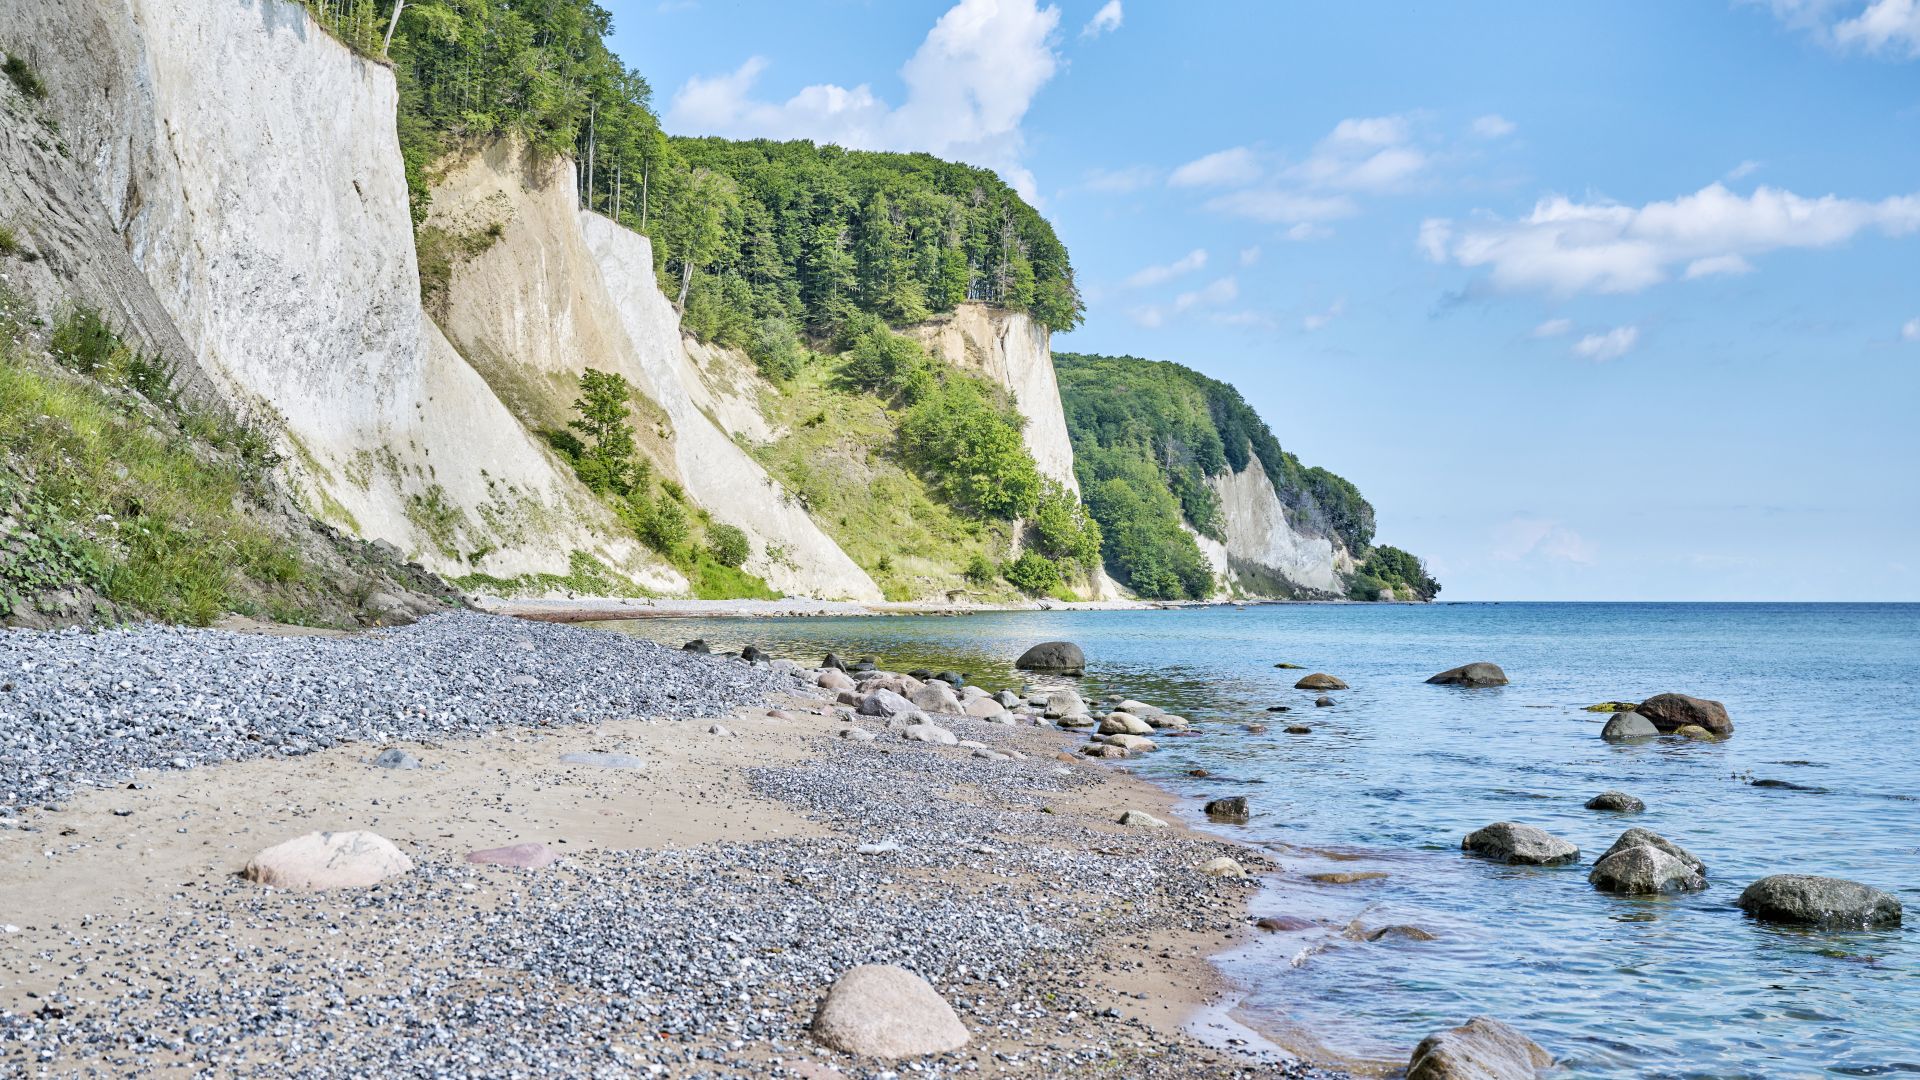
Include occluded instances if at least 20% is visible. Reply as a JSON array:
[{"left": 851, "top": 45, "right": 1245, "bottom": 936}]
[{"left": 1595, "top": 692, "right": 1735, "bottom": 740}]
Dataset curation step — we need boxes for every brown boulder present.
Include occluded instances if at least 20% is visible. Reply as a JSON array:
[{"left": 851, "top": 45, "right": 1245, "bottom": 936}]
[
  {"left": 1407, "top": 1016, "right": 1552, "bottom": 1080},
  {"left": 1635, "top": 693, "right": 1733, "bottom": 736},
  {"left": 1294, "top": 673, "right": 1348, "bottom": 690}
]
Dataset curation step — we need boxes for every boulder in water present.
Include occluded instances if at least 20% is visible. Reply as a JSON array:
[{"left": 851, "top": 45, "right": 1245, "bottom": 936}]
[
  {"left": 1635, "top": 692, "right": 1734, "bottom": 736},
  {"left": 1599, "top": 828, "right": 1705, "bottom": 875},
  {"left": 1015, "top": 641, "right": 1085, "bottom": 675},
  {"left": 1737, "top": 875, "right": 1902, "bottom": 929},
  {"left": 1294, "top": 673, "right": 1348, "bottom": 690},
  {"left": 1406, "top": 1016, "right": 1553, "bottom": 1080},
  {"left": 1426, "top": 663, "right": 1509, "bottom": 688},
  {"left": 1204, "top": 796, "right": 1250, "bottom": 822},
  {"left": 1600, "top": 711, "right": 1659, "bottom": 741},
  {"left": 682, "top": 639, "right": 710, "bottom": 654},
  {"left": 1585, "top": 791, "right": 1644, "bottom": 813},
  {"left": 1462, "top": 822, "right": 1579, "bottom": 865},
  {"left": 1589, "top": 843, "right": 1705, "bottom": 894},
  {"left": 810, "top": 964, "right": 969, "bottom": 1058}
]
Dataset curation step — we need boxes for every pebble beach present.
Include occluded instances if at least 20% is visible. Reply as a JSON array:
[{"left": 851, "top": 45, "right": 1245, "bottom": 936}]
[{"left": 0, "top": 612, "right": 1343, "bottom": 1078}]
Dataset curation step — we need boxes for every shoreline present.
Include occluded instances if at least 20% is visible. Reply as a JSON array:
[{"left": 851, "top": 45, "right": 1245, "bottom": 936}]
[
  {"left": 474, "top": 593, "right": 1409, "bottom": 623},
  {"left": 0, "top": 611, "right": 1345, "bottom": 1077}
]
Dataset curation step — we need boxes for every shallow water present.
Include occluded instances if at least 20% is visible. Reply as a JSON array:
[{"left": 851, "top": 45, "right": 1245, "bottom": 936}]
[{"left": 590, "top": 603, "right": 1920, "bottom": 1077}]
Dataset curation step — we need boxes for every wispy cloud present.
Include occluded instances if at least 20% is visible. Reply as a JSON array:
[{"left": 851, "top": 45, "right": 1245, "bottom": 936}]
[
  {"left": 1083, "top": 164, "right": 1158, "bottom": 192},
  {"left": 1903, "top": 316, "right": 1920, "bottom": 341},
  {"left": 1420, "top": 183, "right": 1920, "bottom": 295},
  {"left": 1471, "top": 113, "right": 1517, "bottom": 138},
  {"left": 1238, "top": 245, "right": 1263, "bottom": 266},
  {"left": 1572, "top": 325, "right": 1640, "bottom": 361},
  {"left": 1124, "top": 248, "right": 1207, "bottom": 287},
  {"left": 1531, "top": 317, "right": 1573, "bottom": 338},
  {"left": 1287, "top": 115, "right": 1428, "bottom": 192},
  {"left": 1169, "top": 146, "right": 1263, "bottom": 188},
  {"left": 1753, "top": 0, "right": 1920, "bottom": 58},
  {"left": 1493, "top": 517, "right": 1594, "bottom": 564},
  {"left": 1726, "top": 159, "right": 1763, "bottom": 180},
  {"left": 1204, "top": 190, "right": 1357, "bottom": 225},
  {"left": 1302, "top": 298, "right": 1346, "bottom": 331},
  {"left": 1176, "top": 276, "right": 1239, "bottom": 311},
  {"left": 1081, "top": 0, "right": 1123, "bottom": 38}
]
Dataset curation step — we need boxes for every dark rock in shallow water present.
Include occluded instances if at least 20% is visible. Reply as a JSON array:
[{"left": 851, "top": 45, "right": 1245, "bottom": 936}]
[
  {"left": 1426, "top": 662, "right": 1509, "bottom": 688},
  {"left": 1585, "top": 790, "right": 1644, "bottom": 812},
  {"left": 1204, "top": 796, "right": 1250, "bottom": 822},
  {"left": 1599, "top": 827, "right": 1705, "bottom": 875},
  {"left": 1294, "top": 672, "right": 1347, "bottom": 690},
  {"left": 1015, "top": 641, "right": 1085, "bottom": 675},
  {"left": 1738, "top": 875, "right": 1902, "bottom": 929},
  {"left": 1407, "top": 1016, "right": 1553, "bottom": 1080},
  {"left": 739, "top": 644, "right": 768, "bottom": 663},
  {"left": 1636, "top": 692, "right": 1734, "bottom": 736},
  {"left": 1584, "top": 700, "right": 1639, "bottom": 712},
  {"left": 1601, "top": 711, "right": 1659, "bottom": 741},
  {"left": 1367, "top": 924, "right": 1437, "bottom": 942},
  {"left": 1589, "top": 843, "right": 1705, "bottom": 894},
  {"left": 1462, "top": 822, "right": 1579, "bottom": 865},
  {"left": 1254, "top": 915, "right": 1317, "bottom": 932},
  {"left": 1265, "top": 705, "right": 1291, "bottom": 712},
  {"left": 1315, "top": 695, "right": 1335, "bottom": 707},
  {"left": 681, "top": 639, "right": 710, "bottom": 654},
  {"left": 1285, "top": 724, "right": 1312, "bottom": 734},
  {"left": 1751, "top": 778, "right": 1823, "bottom": 792}
]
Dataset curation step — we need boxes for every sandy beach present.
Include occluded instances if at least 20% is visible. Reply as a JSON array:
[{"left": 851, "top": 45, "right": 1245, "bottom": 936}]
[{"left": 0, "top": 613, "right": 1338, "bottom": 1078}]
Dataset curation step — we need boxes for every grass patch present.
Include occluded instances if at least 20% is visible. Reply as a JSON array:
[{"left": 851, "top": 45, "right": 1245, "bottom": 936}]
[
  {"left": 453, "top": 549, "right": 654, "bottom": 598},
  {"left": 0, "top": 223, "right": 21, "bottom": 257},
  {"left": 416, "top": 220, "right": 505, "bottom": 314},
  {"left": 1, "top": 300, "right": 316, "bottom": 624},
  {"left": 3, "top": 53, "right": 46, "bottom": 101},
  {"left": 687, "top": 551, "right": 779, "bottom": 600}
]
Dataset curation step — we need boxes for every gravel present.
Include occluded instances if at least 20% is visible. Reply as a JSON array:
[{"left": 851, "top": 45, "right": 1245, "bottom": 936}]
[{"left": 0, "top": 612, "right": 795, "bottom": 808}]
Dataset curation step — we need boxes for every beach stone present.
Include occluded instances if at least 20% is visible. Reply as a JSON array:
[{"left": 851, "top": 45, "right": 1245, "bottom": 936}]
[
  {"left": 1737, "top": 875, "right": 1902, "bottom": 929},
  {"left": 1255, "top": 915, "right": 1317, "bottom": 931},
  {"left": 1201, "top": 856, "right": 1247, "bottom": 878},
  {"left": 1601, "top": 711, "right": 1659, "bottom": 741},
  {"left": 1117, "top": 810, "right": 1168, "bottom": 828},
  {"left": 682, "top": 639, "right": 710, "bottom": 654},
  {"left": 1103, "top": 733, "right": 1157, "bottom": 753},
  {"left": 1589, "top": 843, "right": 1705, "bottom": 894},
  {"left": 1406, "top": 1016, "right": 1552, "bottom": 1080},
  {"left": 840, "top": 727, "right": 876, "bottom": 742},
  {"left": 739, "top": 645, "right": 769, "bottom": 663},
  {"left": 855, "top": 841, "right": 900, "bottom": 856},
  {"left": 901, "top": 722, "right": 958, "bottom": 746},
  {"left": 1081, "top": 743, "right": 1131, "bottom": 759},
  {"left": 1205, "top": 796, "right": 1251, "bottom": 822},
  {"left": 858, "top": 689, "right": 917, "bottom": 719},
  {"left": 707, "top": 724, "right": 733, "bottom": 737},
  {"left": 1043, "top": 690, "right": 1088, "bottom": 719},
  {"left": 1098, "top": 712, "right": 1153, "bottom": 736},
  {"left": 1295, "top": 673, "right": 1348, "bottom": 690},
  {"left": 767, "top": 709, "right": 797, "bottom": 721},
  {"left": 1116, "top": 699, "right": 1162, "bottom": 716},
  {"left": 1599, "top": 828, "right": 1706, "bottom": 876},
  {"left": 1315, "top": 695, "right": 1336, "bottom": 707},
  {"left": 1426, "top": 662, "right": 1509, "bottom": 688},
  {"left": 1636, "top": 692, "right": 1734, "bottom": 736},
  {"left": 910, "top": 682, "right": 964, "bottom": 715},
  {"left": 1310, "top": 871, "right": 1390, "bottom": 884},
  {"left": 1462, "top": 822, "right": 1579, "bottom": 865},
  {"left": 971, "top": 748, "right": 1014, "bottom": 761},
  {"left": 244, "top": 830, "right": 412, "bottom": 891},
  {"left": 1367, "top": 924, "right": 1437, "bottom": 942},
  {"left": 932, "top": 671, "right": 966, "bottom": 688},
  {"left": 958, "top": 685, "right": 990, "bottom": 701},
  {"left": 810, "top": 964, "right": 969, "bottom": 1059},
  {"left": 1585, "top": 791, "right": 1645, "bottom": 813},
  {"left": 1015, "top": 641, "right": 1085, "bottom": 675},
  {"left": 466, "top": 842, "right": 557, "bottom": 869},
  {"left": 559, "top": 751, "right": 645, "bottom": 769},
  {"left": 372, "top": 748, "right": 420, "bottom": 770},
  {"left": 821, "top": 653, "right": 848, "bottom": 671},
  {"left": 1244, "top": 722, "right": 1269, "bottom": 734},
  {"left": 817, "top": 669, "right": 856, "bottom": 691},
  {"left": 963, "top": 697, "right": 1008, "bottom": 719},
  {"left": 994, "top": 690, "right": 1021, "bottom": 708},
  {"left": 1146, "top": 713, "right": 1189, "bottom": 730},
  {"left": 1674, "top": 724, "right": 1716, "bottom": 740},
  {"left": 1285, "top": 724, "right": 1313, "bottom": 734}
]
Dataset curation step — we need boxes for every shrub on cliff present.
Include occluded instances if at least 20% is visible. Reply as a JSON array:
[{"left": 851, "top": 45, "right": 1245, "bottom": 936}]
[{"left": 706, "top": 524, "right": 749, "bottom": 569}]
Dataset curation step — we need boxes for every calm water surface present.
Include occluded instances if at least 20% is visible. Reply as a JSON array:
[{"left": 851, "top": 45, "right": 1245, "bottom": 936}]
[{"left": 592, "top": 603, "right": 1919, "bottom": 1078}]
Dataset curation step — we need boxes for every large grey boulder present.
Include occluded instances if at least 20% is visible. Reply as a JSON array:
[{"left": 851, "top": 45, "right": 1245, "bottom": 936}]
[
  {"left": 1406, "top": 1016, "right": 1552, "bottom": 1080},
  {"left": 1426, "top": 663, "right": 1509, "bottom": 688},
  {"left": 1584, "top": 791, "right": 1644, "bottom": 813},
  {"left": 1599, "top": 827, "right": 1705, "bottom": 876},
  {"left": 1462, "top": 822, "right": 1579, "bottom": 865},
  {"left": 1015, "top": 641, "right": 1085, "bottom": 675},
  {"left": 1737, "top": 875, "right": 1901, "bottom": 929},
  {"left": 909, "top": 682, "right": 964, "bottom": 715},
  {"left": 1635, "top": 692, "right": 1734, "bottom": 737},
  {"left": 1042, "top": 690, "right": 1087, "bottom": 720},
  {"left": 1600, "top": 711, "right": 1659, "bottom": 741},
  {"left": 901, "top": 722, "right": 958, "bottom": 746},
  {"left": 1294, "top": 673, "right": 1348, "bottom": 690},
  {"left": 858, "top": 688, "right": 918, "bottom": 719},
  {"left": 810, "top": 964, "right": 969, "bottom": 1058},
  {"left": 1589, "top": 843, "right": 1705, "bottom": 894},
  {"left": 963, "top": 696, "right": 1007, "bottom": 719},
  {"left": 244, "top": 830, "right": 412, "bottom": 891},
  {"left": 1097, "top": 712, "right": 1153, "bottom": 736}
]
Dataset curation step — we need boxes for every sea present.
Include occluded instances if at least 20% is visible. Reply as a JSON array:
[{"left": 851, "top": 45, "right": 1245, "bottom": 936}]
[{"left": 589, "top": 602, "right": 1919, "bottom": 1078}]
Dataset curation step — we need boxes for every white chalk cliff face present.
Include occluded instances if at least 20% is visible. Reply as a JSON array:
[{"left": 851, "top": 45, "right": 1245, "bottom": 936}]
[
  {"left": 12, "top": 0, "right": 667, "bottom": 587},
  {"left": 1191, "top": 457, "right": 1351, "bottom": 598},
  {"left": 907, "top": 306, "right": 1082, "bottom": 496},
  {"left": 426, "top": 141, "right": 880, "bottom": 601}
]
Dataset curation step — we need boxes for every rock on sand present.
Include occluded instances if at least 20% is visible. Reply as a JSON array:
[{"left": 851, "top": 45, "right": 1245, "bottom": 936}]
[
  {"left": 810, "top": 964, "right": 969, "bottom": 1058},
  {"left": 245, "top": 830, "right": 412, "bottom": 890}
]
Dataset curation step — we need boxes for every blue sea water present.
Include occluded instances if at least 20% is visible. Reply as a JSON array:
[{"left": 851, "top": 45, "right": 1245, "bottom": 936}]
[{"left": 592, "top": 603, "right": 1920, "bottom": 1078}]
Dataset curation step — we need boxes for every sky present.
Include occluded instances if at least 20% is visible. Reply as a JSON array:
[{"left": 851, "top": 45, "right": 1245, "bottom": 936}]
[{"left": 606, "top": 0, "right": 1920, "bottom": 601}]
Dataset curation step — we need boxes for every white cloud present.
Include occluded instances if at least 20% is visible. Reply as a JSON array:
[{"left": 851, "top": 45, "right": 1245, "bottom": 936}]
[
  {"left": 1572, "top": 325, "right": 1639, "bottom": 361},
  {"left": 1129, "top": 305, "right": 1167, "bottom": 329},
  {"left": 1727, "top": 159, "right": 1763, "bottom": 180},
  {"left": 1757, "top": 0, "right": 1920, "bottom": 56},
  {"left": 1684, "top": 253, "right": 1755, "bottom": 278},
  {"left": 1531, "top": 317, "right": 1573, "bottom": 338},
  {"left": 665, "top": 0, "right": 1062, "bottom": 200},
  {"left": 1284, "top": 222, "right": 1332, "bottom": 241},
  {"left": 1421, "top": 183, "right": 1920, "bottom": 295},
  {"left": 1125, "top": 248, "right": 1207, "bottom": 287},
  {"left": 1493, "top": 517, "right": 1594, "bottom": 564},
  {"left": 1903, "top": 316, "right": 1920, "bottom": 341},
  {"left": 1302, "top": 297, "right": 1346, "bottom": 331},
  {"left": 1204, "top": 189, "right": 1357, "bottom": 225},
  {"left": 1081, "top": 0, "right": 1123, "bottom": 37},
  {"left": 1288, "top": 114, "right": 1428, "bottom": 192},
  {"left": 1175, "top": 276, "right": 1239, "bottom": 311},
  {"left": 1169, "top": 146, "right": 1263, "bottom": 188},
  {"left": 1238, "top": 245, "right": 1263, "bottom": 266},
  {"left": 1472, "top": 114, "right": 1517, "bottom": 138},
  {"left": 1084, "top": 164, "right": 1157, "bottom": 192}
]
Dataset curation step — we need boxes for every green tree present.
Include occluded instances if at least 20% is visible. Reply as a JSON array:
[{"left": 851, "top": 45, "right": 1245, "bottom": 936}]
[
  {"left": 1004, "top": 551, "right": 1060, "bottom": 595},
  {"left": 1029, "top": 480, "right": 1102, "bottom": 569},
  {"left": 567, "top": 369, "right": 641, "bottom": 495},
  {"left": 707, "top": 523, "right": 749, "bottom": 568}
]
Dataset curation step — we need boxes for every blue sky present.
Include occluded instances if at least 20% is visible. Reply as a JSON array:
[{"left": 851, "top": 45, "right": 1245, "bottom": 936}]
[{"left": 608, "top": 1, "right": 1920, "bottom": 601}]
